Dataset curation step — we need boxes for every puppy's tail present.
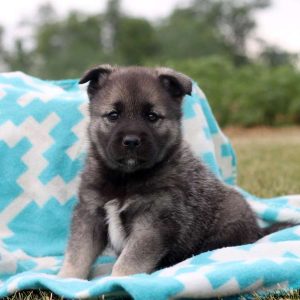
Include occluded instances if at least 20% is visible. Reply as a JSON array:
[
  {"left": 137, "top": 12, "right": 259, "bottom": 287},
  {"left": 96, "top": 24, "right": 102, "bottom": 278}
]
[{"left": 262, "top": 222, "right": 296, "bottom": 236}]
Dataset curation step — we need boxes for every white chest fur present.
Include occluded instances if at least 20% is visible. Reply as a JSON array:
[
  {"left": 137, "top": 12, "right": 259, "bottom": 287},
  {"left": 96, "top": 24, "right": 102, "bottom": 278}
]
[{"left": 104, "top": 200, "right": 126, "bottom": 254}]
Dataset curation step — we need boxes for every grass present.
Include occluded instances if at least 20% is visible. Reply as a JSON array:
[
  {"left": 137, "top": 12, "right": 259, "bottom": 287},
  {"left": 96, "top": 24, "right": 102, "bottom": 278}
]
[
  {"left": 4, "top": 127, "right": 300, "bottom": 300},
  {"left": 2, "top": 290, "right": 131, "bottom": 300},
  {"left": 2, "top": 290, "right": 64, "bottom": 300},
  {"left": 225, "top": 126, "right": 300, "bottom": 198},
  {"left": 253, "top": 289, "right": 300, "bottom": 300}
]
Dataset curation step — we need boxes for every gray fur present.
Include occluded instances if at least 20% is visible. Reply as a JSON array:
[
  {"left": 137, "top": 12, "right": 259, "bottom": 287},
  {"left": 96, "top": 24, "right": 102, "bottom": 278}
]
[{"left": 59, "top": 65, "right": 270, "bottom": 279}]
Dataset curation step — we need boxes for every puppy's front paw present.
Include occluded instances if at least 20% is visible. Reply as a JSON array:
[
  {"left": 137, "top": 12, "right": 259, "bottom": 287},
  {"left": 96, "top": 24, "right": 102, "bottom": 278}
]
[
  {"left": 57, "top": 269, "right": 70, "bottom": 278},
  {"left": 89, "top": 263, "right": 114, "bottom": 279},
  {"left": 111, "top": 270, "right": 127, "bottom": 277},
  {"left": 57, "top": 266, "right": 88, "bottom": 280},
  {"left": 57, "top": 268, "right": 78, "bottom": 279},
  {"left": 111, "top": 265, "right": 133, "bottom": 277}
]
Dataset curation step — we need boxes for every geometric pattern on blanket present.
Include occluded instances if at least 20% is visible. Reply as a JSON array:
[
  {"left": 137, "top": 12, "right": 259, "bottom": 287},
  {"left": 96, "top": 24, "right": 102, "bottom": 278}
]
[{"left": 0, "top": 72, "right": 299, "bottom": 299}]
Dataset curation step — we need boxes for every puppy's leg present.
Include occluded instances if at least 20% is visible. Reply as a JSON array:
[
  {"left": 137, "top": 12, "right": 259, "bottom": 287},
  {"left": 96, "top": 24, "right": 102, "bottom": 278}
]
[
  {"left": 58, "top": 203, "right": 107, "bottom": 279},
  {"left": 111, "top": 222, "right": 166, "bottom": 276}
]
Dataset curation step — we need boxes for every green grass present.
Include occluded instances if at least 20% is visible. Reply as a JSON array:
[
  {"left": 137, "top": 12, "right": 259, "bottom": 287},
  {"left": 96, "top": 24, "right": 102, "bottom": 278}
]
[
  {"left": 5, "top": 127, "right": 300, "bottom": 300},
  {"left": 226, "top": 126, "right": 300, "bottom": 198}
]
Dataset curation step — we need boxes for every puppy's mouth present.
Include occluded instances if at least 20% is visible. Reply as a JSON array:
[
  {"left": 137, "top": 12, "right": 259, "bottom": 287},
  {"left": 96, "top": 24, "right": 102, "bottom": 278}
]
[
  {"left": 105, "top": 143, "right": 158, "bottom": 172},
  {"left": 116, "top": 157, "right": 147, "bottom": 169}
]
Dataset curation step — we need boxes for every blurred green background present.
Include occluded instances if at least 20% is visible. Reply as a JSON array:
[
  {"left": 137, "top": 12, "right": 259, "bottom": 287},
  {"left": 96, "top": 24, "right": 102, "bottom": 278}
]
[{"left": 0, "top": 0, "right": 299, "bottom": 127}]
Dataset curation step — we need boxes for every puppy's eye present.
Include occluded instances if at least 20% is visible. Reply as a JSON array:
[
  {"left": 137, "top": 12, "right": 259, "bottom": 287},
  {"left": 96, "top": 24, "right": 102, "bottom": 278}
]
[
  {"left": 146, "top": 112, "right": 160, "bottom": 122},
  {"left": 106, "top": 111, "right": 119, "bottom": 122}
]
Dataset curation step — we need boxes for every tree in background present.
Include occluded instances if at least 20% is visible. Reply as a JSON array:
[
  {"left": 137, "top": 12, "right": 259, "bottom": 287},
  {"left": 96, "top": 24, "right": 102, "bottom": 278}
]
[
  {"left": 34, "top": 10, "right": 105, "bottom": 78},
  {"left": 260, "top": 45, "right": 299, "bottom": 67},
  {"left": 101, "top": 0, "right": 158, "bottom": 65},
  {"left": 0, "top": 0, "right": 299, "bottom": 126},
  {"left": 0, "top": 26, "right": 6, "bottom": 70},
  {"left": 115, "top": 17, "right": 158, "bottom": 64},
  {"left": 101, "top": 0, "right": 120, "bottom": 54},
  {"left": 0, "top": 0, "right": 159, "bottom": 77},
  {"left": 0, "top": 0, "right": 272, "bottom": 76},
  {"left": 156, "top": 1, "right": 232, "bottom": 61},
  {"left": 156, "top": 0, "right": 271, "bottom": 64},
  {"left": 3, "top": 39, "right": 32, "bottom": 72},
  {"left": 216, "top": 0, "right": 270, "bottom": 64}
]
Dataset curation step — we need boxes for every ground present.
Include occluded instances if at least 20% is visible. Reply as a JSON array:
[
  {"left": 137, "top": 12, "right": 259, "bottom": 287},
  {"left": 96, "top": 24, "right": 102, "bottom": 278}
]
[
  {"left": 4, "top": 127, "right": 300, "bottom": 300},
  {"left": 225, "top": 126, "right": 300, "bottom": 198}
]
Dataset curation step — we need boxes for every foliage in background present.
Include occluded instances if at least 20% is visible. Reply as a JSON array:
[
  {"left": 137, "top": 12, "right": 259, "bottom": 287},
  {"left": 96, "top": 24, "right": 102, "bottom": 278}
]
[
  {"left": 168, "top": 56, "right": 300, "bottom": 126},
  {"left": 0, "top": 0, "right": 299, "bottom": 126}
]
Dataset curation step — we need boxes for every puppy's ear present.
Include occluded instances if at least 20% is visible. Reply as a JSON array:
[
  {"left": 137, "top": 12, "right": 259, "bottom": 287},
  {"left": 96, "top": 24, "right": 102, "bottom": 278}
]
[
  {"left": 79, "top": 64, "right": 115, "bottom": 99},
  {"left": 156, "top": 67, "right": 192, "bottom": 98}
]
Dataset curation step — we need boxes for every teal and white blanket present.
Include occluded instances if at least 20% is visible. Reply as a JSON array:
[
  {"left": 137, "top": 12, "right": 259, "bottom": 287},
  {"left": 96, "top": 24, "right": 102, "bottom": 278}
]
[{"left": 0, "top": 72, "right": 300, "bottom": 299}]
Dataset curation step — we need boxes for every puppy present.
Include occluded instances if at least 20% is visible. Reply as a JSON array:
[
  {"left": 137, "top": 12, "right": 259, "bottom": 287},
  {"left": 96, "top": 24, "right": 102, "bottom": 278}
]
[{"left": 58, "top": 65, "right": 273, "bottom": 279}]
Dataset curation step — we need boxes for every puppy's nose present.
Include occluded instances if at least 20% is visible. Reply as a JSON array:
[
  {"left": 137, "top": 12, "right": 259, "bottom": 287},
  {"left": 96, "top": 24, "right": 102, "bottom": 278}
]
[{"left": 122, "top": 135, "right": 141, "bottom": 149}]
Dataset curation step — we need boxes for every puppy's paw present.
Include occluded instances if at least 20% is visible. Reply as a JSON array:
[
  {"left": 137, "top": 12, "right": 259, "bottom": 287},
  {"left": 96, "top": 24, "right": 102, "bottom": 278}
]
[
  {"left": 57, "top": 267, "right": 88, "bottom": 280},
  {"left": 89, "top": 263, "right": 114, "bottom": 279},
  {"left": 111, "top": 266, "right": 131, "bottom": 277},
  {"left": 57, "top": 269, "right": 72, "bottom": 278},
  {"left": 111, "top": 270, "right": 127, "bottom": 277}
]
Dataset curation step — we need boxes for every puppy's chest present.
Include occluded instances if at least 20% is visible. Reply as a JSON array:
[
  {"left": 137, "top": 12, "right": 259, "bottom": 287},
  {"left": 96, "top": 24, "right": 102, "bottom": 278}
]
[{"left": 104, "top": 199, "right": 129, "bottom": 254}]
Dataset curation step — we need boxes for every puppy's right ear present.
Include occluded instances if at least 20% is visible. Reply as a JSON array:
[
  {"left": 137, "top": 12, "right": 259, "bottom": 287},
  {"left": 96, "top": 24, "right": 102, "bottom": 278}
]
[{"left": 79, "top": 64, "right": 115, "bottom": 99}]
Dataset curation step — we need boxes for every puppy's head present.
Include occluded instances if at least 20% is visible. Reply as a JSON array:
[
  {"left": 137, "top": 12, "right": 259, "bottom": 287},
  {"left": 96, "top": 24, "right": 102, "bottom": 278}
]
[{"left": 80, "top": 65, "right": 192, "bottom": 173}]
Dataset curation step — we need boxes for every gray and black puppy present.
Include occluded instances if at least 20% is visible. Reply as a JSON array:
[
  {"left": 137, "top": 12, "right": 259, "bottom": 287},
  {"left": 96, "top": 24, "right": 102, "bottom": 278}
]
[{"left": 59, "top": 65, "right": 282, "bottom": 279}]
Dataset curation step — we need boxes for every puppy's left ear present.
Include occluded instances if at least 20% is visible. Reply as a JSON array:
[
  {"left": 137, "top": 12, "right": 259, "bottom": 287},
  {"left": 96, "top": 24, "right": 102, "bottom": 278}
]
[{"left": 156, "top": 67, "right": 192, "bottom": 98}]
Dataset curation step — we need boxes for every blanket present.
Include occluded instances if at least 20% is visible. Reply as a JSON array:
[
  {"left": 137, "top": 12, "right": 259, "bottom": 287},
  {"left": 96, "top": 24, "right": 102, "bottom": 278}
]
[{"left": 0, "top": 71, "right": 300, "bottom": 300}]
